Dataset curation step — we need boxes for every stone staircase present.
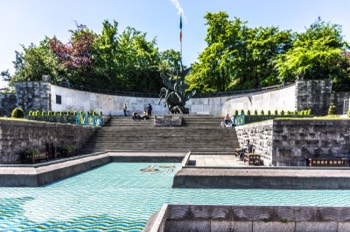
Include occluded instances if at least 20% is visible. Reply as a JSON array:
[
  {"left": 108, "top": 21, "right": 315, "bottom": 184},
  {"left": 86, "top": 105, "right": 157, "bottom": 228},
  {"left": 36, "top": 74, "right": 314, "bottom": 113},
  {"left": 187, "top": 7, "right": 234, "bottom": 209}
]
[{"left": 79, "top": 115, "right": 240, "bottom": 155}]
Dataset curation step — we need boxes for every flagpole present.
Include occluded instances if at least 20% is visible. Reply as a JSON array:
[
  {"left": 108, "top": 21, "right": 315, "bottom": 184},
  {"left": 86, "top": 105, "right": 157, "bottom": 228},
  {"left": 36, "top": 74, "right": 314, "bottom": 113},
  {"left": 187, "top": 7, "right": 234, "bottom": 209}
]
[{"left": 179, "top": 13, "right": 183, "bottom": 72}]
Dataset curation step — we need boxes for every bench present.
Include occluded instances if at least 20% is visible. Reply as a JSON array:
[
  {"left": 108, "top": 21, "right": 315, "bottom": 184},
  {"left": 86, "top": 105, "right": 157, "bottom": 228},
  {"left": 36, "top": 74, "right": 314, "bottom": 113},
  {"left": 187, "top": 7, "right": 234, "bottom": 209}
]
[
  {"left": 22, "top": 151, "right": 48, "bottom": 164},
  {"left": 306, "top": 158, "right": 349, "bottom": 167},
  {"left": 242, "top": 153, "right": 261, "bottom": 165}
]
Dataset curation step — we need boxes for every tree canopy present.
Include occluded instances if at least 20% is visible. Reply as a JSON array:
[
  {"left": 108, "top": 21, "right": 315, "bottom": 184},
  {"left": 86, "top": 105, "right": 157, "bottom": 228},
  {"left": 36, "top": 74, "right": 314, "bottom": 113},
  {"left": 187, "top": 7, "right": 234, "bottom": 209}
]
[
  {"left": 187, "top": 12, "right": 350, "bottom": 93},
  {"left": 2, "top": 14, "right": 350, "bottom": 93}
]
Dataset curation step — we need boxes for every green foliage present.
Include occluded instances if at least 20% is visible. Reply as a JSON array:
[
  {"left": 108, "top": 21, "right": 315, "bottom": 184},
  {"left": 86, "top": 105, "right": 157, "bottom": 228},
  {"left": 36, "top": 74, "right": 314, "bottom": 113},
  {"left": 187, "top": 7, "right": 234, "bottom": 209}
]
[
  {"left": 247, "top": 110, "right": 251, "bottom": 116},
  {"left": 41, "top": 111, "right": 46, "bottom": 116},
  {"left": 48, "top": 111, "right": 52, "bottom": 116},
  {"left": 280, "top": 110, "right": 285, "bottom": 116},
  {"left": 307, "top": 109, "right": 312, "bottom": 115},
  {"left": 35, "top": 110, "right": 40, "bottom": 116},
  {"left": 275, "top": 18, "right": 350, "bottom": 91},
  {"left": 66, "top": 110, "right": 71, "bottom": 116},
  {"left": 348, "top": 110, "right": 350, "bottom": 118},
  {"left": 11, "top": 108, "right": 24, "bottom": 118},
  {"left": 274, "top": 110, "right": 278, "bottom": 115},
  {"left": 287, "top": 111, "right": 292, "bottom": 116},
  {"left": 187, "top": 11, "right": 292, "bottom": 93},
  {"left": 74, "top": 110, "right": 77, "bottom": 116},
  {"left": 293, "top": 110, "right": 298, "bottom": 115},
  {"left": 328, "top": 105, "right": 337, "bottom": 115},
  {"left": 53, "top": 111, "right": 58, "bottom": 116},
  {"left": 240, "top": 109, "right": 244, "bottom": 115},
  {"left": 268, "top": 110, "right": 271, "bottom": 116},
  {"left": 28, "top": 110, "right": 33, "bottom": 116},
  {"left": 60, "top": 111, "right": 64, "bottom": 116},
  {"left": 234, "top": 110, "right": 239, "bottom": 116},
  {"left": 260, "top": 110, "right": 264, "bottom": 115},
  {"left": 254, "top": 110, "right": 258, "bottom": 115}
]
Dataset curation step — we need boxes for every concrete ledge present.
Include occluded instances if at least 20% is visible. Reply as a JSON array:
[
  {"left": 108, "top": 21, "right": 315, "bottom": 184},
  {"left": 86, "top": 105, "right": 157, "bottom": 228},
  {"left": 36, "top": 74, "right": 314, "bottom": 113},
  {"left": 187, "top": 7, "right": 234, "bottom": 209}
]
[
  {"left": 173, "top": 168, "right": 350, "bottom": 189},
  {"left": 147, "top": 204, "right": 350, "bottom": 232},
  {"left": 0, "top": 151, "right": 188, "bottom": 187}
]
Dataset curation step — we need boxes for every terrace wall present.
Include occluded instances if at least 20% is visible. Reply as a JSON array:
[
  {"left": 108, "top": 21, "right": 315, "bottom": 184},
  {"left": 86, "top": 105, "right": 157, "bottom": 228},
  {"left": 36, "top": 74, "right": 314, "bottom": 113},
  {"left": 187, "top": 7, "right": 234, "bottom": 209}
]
[
  {"left": 235, "top": 119, "right": 350, "bottom": 166},
  {"left": 0, "top": 120, "right": 96, "bottom": 164}
]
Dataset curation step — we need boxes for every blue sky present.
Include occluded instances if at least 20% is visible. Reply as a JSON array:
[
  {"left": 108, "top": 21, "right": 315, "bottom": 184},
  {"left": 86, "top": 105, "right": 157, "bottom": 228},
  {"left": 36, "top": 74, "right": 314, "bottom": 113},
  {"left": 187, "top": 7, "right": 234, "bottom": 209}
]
[{"left": 1, "top": 0, "right": 350, "bottom": 88}]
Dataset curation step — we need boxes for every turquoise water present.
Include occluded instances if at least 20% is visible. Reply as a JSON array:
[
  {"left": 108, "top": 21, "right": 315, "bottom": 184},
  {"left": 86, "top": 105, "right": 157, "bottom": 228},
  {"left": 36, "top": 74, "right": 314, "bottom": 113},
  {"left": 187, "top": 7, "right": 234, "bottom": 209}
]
[{"left": 1, "top": 163, "right": 350, "bottom": 231}]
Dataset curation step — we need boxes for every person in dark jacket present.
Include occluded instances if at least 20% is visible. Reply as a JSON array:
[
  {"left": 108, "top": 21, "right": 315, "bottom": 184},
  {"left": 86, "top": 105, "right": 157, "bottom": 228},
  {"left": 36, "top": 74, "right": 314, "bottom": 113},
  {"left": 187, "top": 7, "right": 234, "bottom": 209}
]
[{"left": 146, "top": 103, "right": 152, "bottom": 116}]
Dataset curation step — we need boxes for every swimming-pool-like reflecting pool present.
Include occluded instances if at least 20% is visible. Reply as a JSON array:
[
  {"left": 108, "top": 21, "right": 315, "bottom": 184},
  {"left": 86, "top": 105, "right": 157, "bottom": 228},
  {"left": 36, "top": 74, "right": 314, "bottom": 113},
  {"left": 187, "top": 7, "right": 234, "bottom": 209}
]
[{"left": 1, "top": 163, "right": 350, "bottom": 231}]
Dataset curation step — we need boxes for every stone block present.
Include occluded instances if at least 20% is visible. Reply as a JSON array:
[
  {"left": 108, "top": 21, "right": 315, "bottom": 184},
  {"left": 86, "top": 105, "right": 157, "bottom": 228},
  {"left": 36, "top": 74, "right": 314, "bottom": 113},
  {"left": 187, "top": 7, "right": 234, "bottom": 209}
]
[
  {"left": 210, "top": 221, "right": 252, "bottom": 232},
  {"left": 154, "top": 115, "right": 182, "bottom": 127},
  {"left": 253, "top": 221, "right": 294, "bottom": 232},
  {"left": 338, "top": 222, "right": 350, "bottom": 232},
  {"left": 164, "top": 220, "right": 210, "bottom": 232},
  {"left": 295, "top": 221, "right": 337, "bottom": 232}
]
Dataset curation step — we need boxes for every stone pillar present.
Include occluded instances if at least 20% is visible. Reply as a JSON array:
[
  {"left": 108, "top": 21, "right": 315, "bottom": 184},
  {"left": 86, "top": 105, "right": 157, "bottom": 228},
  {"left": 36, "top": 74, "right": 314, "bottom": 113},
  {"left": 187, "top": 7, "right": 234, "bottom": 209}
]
[
  {"left": 295, "top": 79, "right": 332, "bottom": 116},
  {"left": 14, "top": 81, "right": 51, "bottom": 113}
]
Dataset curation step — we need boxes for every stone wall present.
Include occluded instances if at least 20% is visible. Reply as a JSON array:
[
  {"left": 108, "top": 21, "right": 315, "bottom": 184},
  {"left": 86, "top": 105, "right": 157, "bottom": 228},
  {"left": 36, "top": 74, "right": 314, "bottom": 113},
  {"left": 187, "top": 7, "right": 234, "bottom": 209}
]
[
  {"left": 235, "top": 121, "right": 273, "bottom": 166},
  {"left": 330, "top": 92, "right": 350, "bottom": 114},
  {"left": 11, "top": 80, "right": 349, "bottom": 117},
  {"left": 235, "top": 119, "right": 350, "bottom": 166},
  {"left": 148, "top": 204, "right": 350, "bottom": 232},
  {"left": 50, "top": 85, "right": 169, "bottom": 116},
  {"left": 221, "top": 84, "right": 297, "bottom": 117},
  {"left": 0, "top": 93, "right": 17, "bottom": 116},
  {"left": 0, "top": 119, "right": 97, "bottom": 164},
  {"left": 295, "top": 79, "right": 332, "bottom": 115},
  {"left": 14, "top": 82, "right": 50, "bottom": 113}
]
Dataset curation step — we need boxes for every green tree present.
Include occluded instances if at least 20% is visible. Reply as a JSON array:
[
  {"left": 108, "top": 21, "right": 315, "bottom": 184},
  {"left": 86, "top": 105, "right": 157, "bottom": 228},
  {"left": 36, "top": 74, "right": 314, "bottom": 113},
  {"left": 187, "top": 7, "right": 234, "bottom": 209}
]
[{"left": 275, "top": 17, "right": 350, "bottom": 91}]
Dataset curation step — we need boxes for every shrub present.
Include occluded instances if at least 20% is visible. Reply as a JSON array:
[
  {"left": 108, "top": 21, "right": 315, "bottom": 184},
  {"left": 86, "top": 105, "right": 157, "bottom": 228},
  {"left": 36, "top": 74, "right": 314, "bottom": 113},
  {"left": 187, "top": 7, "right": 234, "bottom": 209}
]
[
  {"left": 35, "top": 110, "right": 40, "bottom": 116},
  {"left": 254, "top": 110, "right": 258, "bottom": 115},
  {"left": 53, "top": 111, "right": 58, "bottom": 116},
  {"left": 60, "top": 111, "right": 64, "bottom": 116},
  {"left": 240, "top": 109, "right": 244, "bottom": 115},
  {"left": 80, "top": 111, "right": 83, "bottom": 115},
  {"left": 293, "top": 110, "right": 298, "bottom": 115},
  {"left": 28, "top": 110, "right": 33, "bottom": 116},
  {"left": 328, "top": 105, "right": 337, "bottom": 115},
  {"left": 247, "top": 110, "right": 251, "bottom": 116},
  {"left": 11, "top": 108, "right": 24, "bottom": 118},
  {"left": 274, "top": 110, "right": 278, "bottom": 115},
  {"left": 307, "top": 109, "right": 312, "bottom": 115},
  {"left": 280, "top": 110, "right": 285, "bottom": 116},
  {"left": 99, "top": 111, "right": 103, "bottom": 116},
  {"left": 92, "top": 111, "right": 97, "bottom": 116},
  {"left": 41, "top": 111, "right": 46, "bottom": 116},
  {"left": 260, "top": 110, "right": 264, "bottom": 115},
  {"left": 48, "top": 111, "right": 52, "bottom": 116},
  {"left": 287, "top": 111, "right": 292, "bottom": 116},
  {"left": 67, "top": 110, "right": 71, "bottom": 116},
  {"left": 234, "top": 110, "right": 239, "bottom": 116},
  {"left": 73, "top": 110, "right": 77, "bottom": 116},
  {"left": 268, "top": 110, "right": 271, "bottom": 116}
]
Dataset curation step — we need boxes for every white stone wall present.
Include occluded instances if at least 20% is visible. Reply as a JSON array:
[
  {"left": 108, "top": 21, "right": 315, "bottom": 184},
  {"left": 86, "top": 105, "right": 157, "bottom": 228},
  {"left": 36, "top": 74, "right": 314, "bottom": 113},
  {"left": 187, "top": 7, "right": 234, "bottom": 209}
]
[
  {"left": 50, "top": 85, "right": 169, "bottom": 115},
  {"left": 222, "top": 84, "right": 297, "bottom": 116},
  {"left": 50, "top": 84, "right": 296, "bottom": 116}
]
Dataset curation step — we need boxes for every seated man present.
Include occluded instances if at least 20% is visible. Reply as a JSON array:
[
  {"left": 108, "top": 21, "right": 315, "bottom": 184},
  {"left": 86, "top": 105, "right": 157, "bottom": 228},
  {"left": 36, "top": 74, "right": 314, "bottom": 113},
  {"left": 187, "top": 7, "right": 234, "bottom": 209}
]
[
  {"left": 223, "top": 114, "right": 233, "bottom": 127},
  {"left": 132, "top": 111, "right": 142, "bottom": 120}
]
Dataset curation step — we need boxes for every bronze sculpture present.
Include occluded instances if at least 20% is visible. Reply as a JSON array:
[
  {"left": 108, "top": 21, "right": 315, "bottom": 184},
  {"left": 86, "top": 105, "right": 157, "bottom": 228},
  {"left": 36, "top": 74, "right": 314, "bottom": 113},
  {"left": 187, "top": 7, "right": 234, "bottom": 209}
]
[{"left": 158, "top": 64, "right": 196, "bottom": 114}]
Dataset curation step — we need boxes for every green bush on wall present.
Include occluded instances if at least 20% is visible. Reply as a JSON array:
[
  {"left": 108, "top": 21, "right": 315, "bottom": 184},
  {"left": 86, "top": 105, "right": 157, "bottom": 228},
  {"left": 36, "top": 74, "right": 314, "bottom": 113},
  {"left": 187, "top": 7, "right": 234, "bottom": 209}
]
[
  {"left": 11, "top": 108, "right": 24, "bottom": 118},
  {"left": 307, "top": 109, "right": 312, "bottom": 115},
  {"left": 48, "top": 111, "right": 52, "bottom": 116},
  {"left": 274, "top": 110, "right": 278, "bottom": 115},
  {"left": 28, "top": 110, "right": 33, "bottom": 116},
  {"left": 260, "top": 110, "right": 264, "bottom": 115},
  {"left": 268, "top": 110, "right": 271, "bottom": 116},
  {"left": 240, "top": 110, "right": 244, "bottom": 115},
  {"left": 67, "top": 110, "right": 71, "bottom": 116},
  {"left": 247, "top": 110, "right": 251, "bottom": 116},
  {"left": 41, "top": 111, "right": 46, "bottom": 116},
  {"left": 99, "top": 111, "right": 103, "bottom": 116},
  {"left": 35, "top": 110, "right": 40, "bottom": 116},
  {"left": 254, "top": 110, "right": 258, "bottom": 115},
  {"left": 234, "top": 110, "right": 239, "bottom": 116},
  {"left": 74, "top": 111, "right": 77, "bottom": 116}
]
